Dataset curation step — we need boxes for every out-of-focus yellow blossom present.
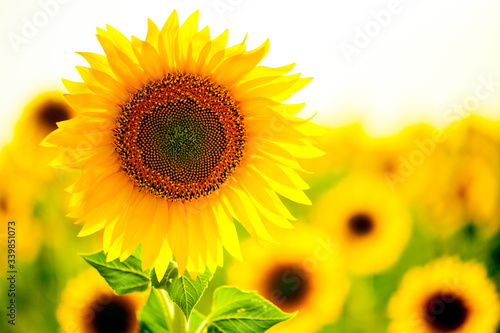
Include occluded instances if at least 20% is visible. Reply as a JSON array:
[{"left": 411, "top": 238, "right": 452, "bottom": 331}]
[
  {"left": 57, "top": 269, "right": 148, "bottom": 333},
  {"left": 0, "top": 147, "right": 42, "bottom": 264},
  {"left": 12, "top": 91, "right": 77, "bottom": 187},
  {"left": 302, "top": 123, "right": 366, "bottom": 177},
  {"left": 228, "top": 225, "right": 349, "bottom": 333},
  {"left": 388, "top": 257, "right": 500, "bottom": 333},
  {"left": 313, "top": 173, "right": 412, "bottom": 275},
  {"left": 410, "top": 118, "right": 500, "bottom": 237},
  {"left": 0, "top": 91, "right": 77, "bottom": 264}
]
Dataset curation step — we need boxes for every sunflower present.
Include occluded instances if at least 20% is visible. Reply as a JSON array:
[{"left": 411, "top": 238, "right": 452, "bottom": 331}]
[
  {"left": 0, "top": 91, "right": 77, "bottom": 264},
  {"left": 228, "top": 225, "right": 349, "bottom": 333},
  {"left": 301, "top": 123, "right": 365, "bottom": 177},
  {"left": 11, "top": 91, "right": 77, "bottom": 188},
  {"left": 352, "top": 123, "right": 440, "bottom": 197},
  {"left": 453, "top": 116, "right": 500, "bottom": 171},
  {"left": 57, "top": 269, "right": 148, "bottom": 333},
  {"left": 15, "top": 91, "right": 76, "bottom": 143},
  {"left": 42, "top": 10, "right": 321, "bottom": 278},
  {"left": 413, "top": 144, "right": 499, "bottom": 237},
  {"left": 388, "top": 257, "right": 500, "bottom": 333},
  {"left": 312, "top": 173, "right": 412, "bottom": 275},
  {"left": 0, "top": 148, "right": 42, "bottom": 264}
]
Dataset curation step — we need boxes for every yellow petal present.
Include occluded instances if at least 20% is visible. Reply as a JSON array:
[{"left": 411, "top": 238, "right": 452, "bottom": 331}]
[
  {"left": 167, "top": 202, "right": 189, "bottom": 276},
  {"left": 142, "top": 199, "right": 169, "bottom": 271}
]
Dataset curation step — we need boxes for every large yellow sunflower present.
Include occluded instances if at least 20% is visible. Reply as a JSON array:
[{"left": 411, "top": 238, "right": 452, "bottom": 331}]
[
  {"left": 43, "top": 10, "right": 322, "bottom": 278},
  {"left": 228, "top": 225, "right": 349, "bottom": 333},
  {"left": 312, "top": 173, "right": 412, "bottom": 275},
  {"left": 388, "top": 257, "right": 500, "bottom": 333},
  {"left": 57, "top": 269, "right": 148, "bottom": 333}
]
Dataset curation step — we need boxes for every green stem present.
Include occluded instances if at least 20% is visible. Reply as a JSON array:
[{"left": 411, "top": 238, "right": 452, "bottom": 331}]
[
  {"left": 158, "top": 289, "right": 188, "bottom": 333},
  {"left": 195, "top": 319, "right": 209, "bottom": 333},
  {"left": 172, "top": 301, "right": 188, "bottom": 333}
]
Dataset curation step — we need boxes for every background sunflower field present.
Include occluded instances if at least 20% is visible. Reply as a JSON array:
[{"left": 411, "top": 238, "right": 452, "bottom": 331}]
[{"left": 1, "top": 1, "right": 500, "bottom": 332}]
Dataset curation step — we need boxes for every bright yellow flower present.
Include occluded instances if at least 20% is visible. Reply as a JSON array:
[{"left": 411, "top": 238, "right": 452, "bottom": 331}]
[
  {"left": 228, "top": 225, "right": 349, "bottom": 333},
  {"left": 43, "top": 10, "right": 321, "bottom": 278},
  {"left": 313, "top": 173, "right": 412, "bottom": 275},
  {"left": 355, "top": 123, "right": 438, "bottom": 195},
  {"left": 57, "top": 269, "right": 147, "bottom": 333},
  {"left": 411, "top": 122, "right": 500, "bottom": 237},
  {"left": 453, "top": 116, "right": 500, "bottom": 170},
  {"left": 301, "top": 123, "right": 365, "bottom": 176},
  {"left": 388, "top": 257, "right": 500, "bottom": 333},
  {"left": 0, "top": 148, "right": 42, "bottom": 264},
  {"left": 9, "top": 91, "right": 77, "bottom": 188},
  {"left": 14, "top": 91, "right": 76, "bottom": 143},
  {"left": 0, "top": 92, "right": 76, "bottom": 264}
]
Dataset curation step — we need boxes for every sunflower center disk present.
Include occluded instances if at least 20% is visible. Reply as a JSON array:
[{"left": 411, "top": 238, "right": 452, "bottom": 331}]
[
  {"left": 115, "top": 73, "right": 246, "bottom": 201},
  {"left": 267, "top": 265, "right": 310, "bottom": 310},
  {"left": 348, "top": 213, "right": 374, "bottom": 236},
  {"left": 89, "top": 296, "right": 135, "bottom": 333},
  {"left": 39, "top": 101, "right": 71, "bottom": 132},
  {"left": 424, "top": 293, "right": 468, "bottom": 331}
]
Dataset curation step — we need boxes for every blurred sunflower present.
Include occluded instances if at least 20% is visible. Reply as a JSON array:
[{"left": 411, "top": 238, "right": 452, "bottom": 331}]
[
  {"left": 43, "top": 10, "right": 322, "bottom": 278},
  {"left": 0, "top": 91, "right": 77, "bottom": 264},
  {"left": 13, "top": 91, "right": 77, "bottom": 186},
  {"left": 454, "top": 116, "right": 500, "bottom": 170},
  {"left": 357, "top": 124, "right": 439, "bottom": 194},
  {"left": 0, "top": 150, "right": 42, "bottom": 264},
  {"left": 415, "top": 151, "right": 499, "bottom": 237},
  {"left": 388, "top": 257, "right": 500, "bottom": 333},
  {"left": 57, "top": 269, "right": 147, "bottom": 333},
  {"left": 14, "top": 91, "right": 76, "bottom": 142},
  {"left": 228, "top": 225, "right": 349, "bottom": 333},
  {"left": 301, "top": 123, "right": 365, "bottom": 177},
  {"left": 313, "top": 173, "right": 412, "bottom": 275}
]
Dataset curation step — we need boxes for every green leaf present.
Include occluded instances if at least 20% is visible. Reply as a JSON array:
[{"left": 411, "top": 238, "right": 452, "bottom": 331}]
[
  {"left": 206, "top": 286, "right": 296, "bottom": 333},
  {"left": 138, "top": 289, "right": 170, "bottom": 333},
  {"left": 187, "top": 310, "right": 207, "bottom": 333},
  {"left": 151, "top": 263, "right": 213, "bottom": 320},
  {"left": 81, "top": 250, "right": 150, "bottom": 295}
]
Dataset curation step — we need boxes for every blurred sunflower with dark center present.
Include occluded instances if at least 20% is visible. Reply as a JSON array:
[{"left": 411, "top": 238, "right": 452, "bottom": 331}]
[
  {"left": 42, "top": 10, "right": 322, "bottom": 278},
  {"left": 413, "top": 142, "right": 500, "bottom": 237},
  {"left": 228, "top": 225, "right": 349, "bottom": 333},
  {"left": 312, "top": 173, "right": 412, "bottom": 275},
  {"left": 388, "top": 257, "right": 500, "bottom": 333},
  {"left": 13, "top": 91, "right": 77, "bottom": 186},
  {"left": 0, "top": 91, "right": 76, "bottom": 264},
  {"left": 57, "top": 269, "right": 148, "bottom": 333}
]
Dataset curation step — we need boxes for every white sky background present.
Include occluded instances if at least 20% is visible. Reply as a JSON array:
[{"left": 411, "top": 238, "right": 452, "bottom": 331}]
[{"left": 0, "top": 0, "right": 500, "bottom": 146}]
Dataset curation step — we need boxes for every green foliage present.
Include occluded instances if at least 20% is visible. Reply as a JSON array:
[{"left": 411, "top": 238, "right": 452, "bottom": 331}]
[
  {"left": 80, "top": 253, "right": 294, "bottom": 332},
  {"left": 205, "top": 286, "right": 296, "bottom": 333},
  {"left": 151, "top": 263, "right": 213, "bottom": 319},
  {"left": 80, "top": 250, "right": 150, "bottom": 295},
  {"left": 138, "top": 289, "right": 170, "bottom": 333},
  {"left": 188, "top": 310, "right": 207, "bottom": 333}
]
